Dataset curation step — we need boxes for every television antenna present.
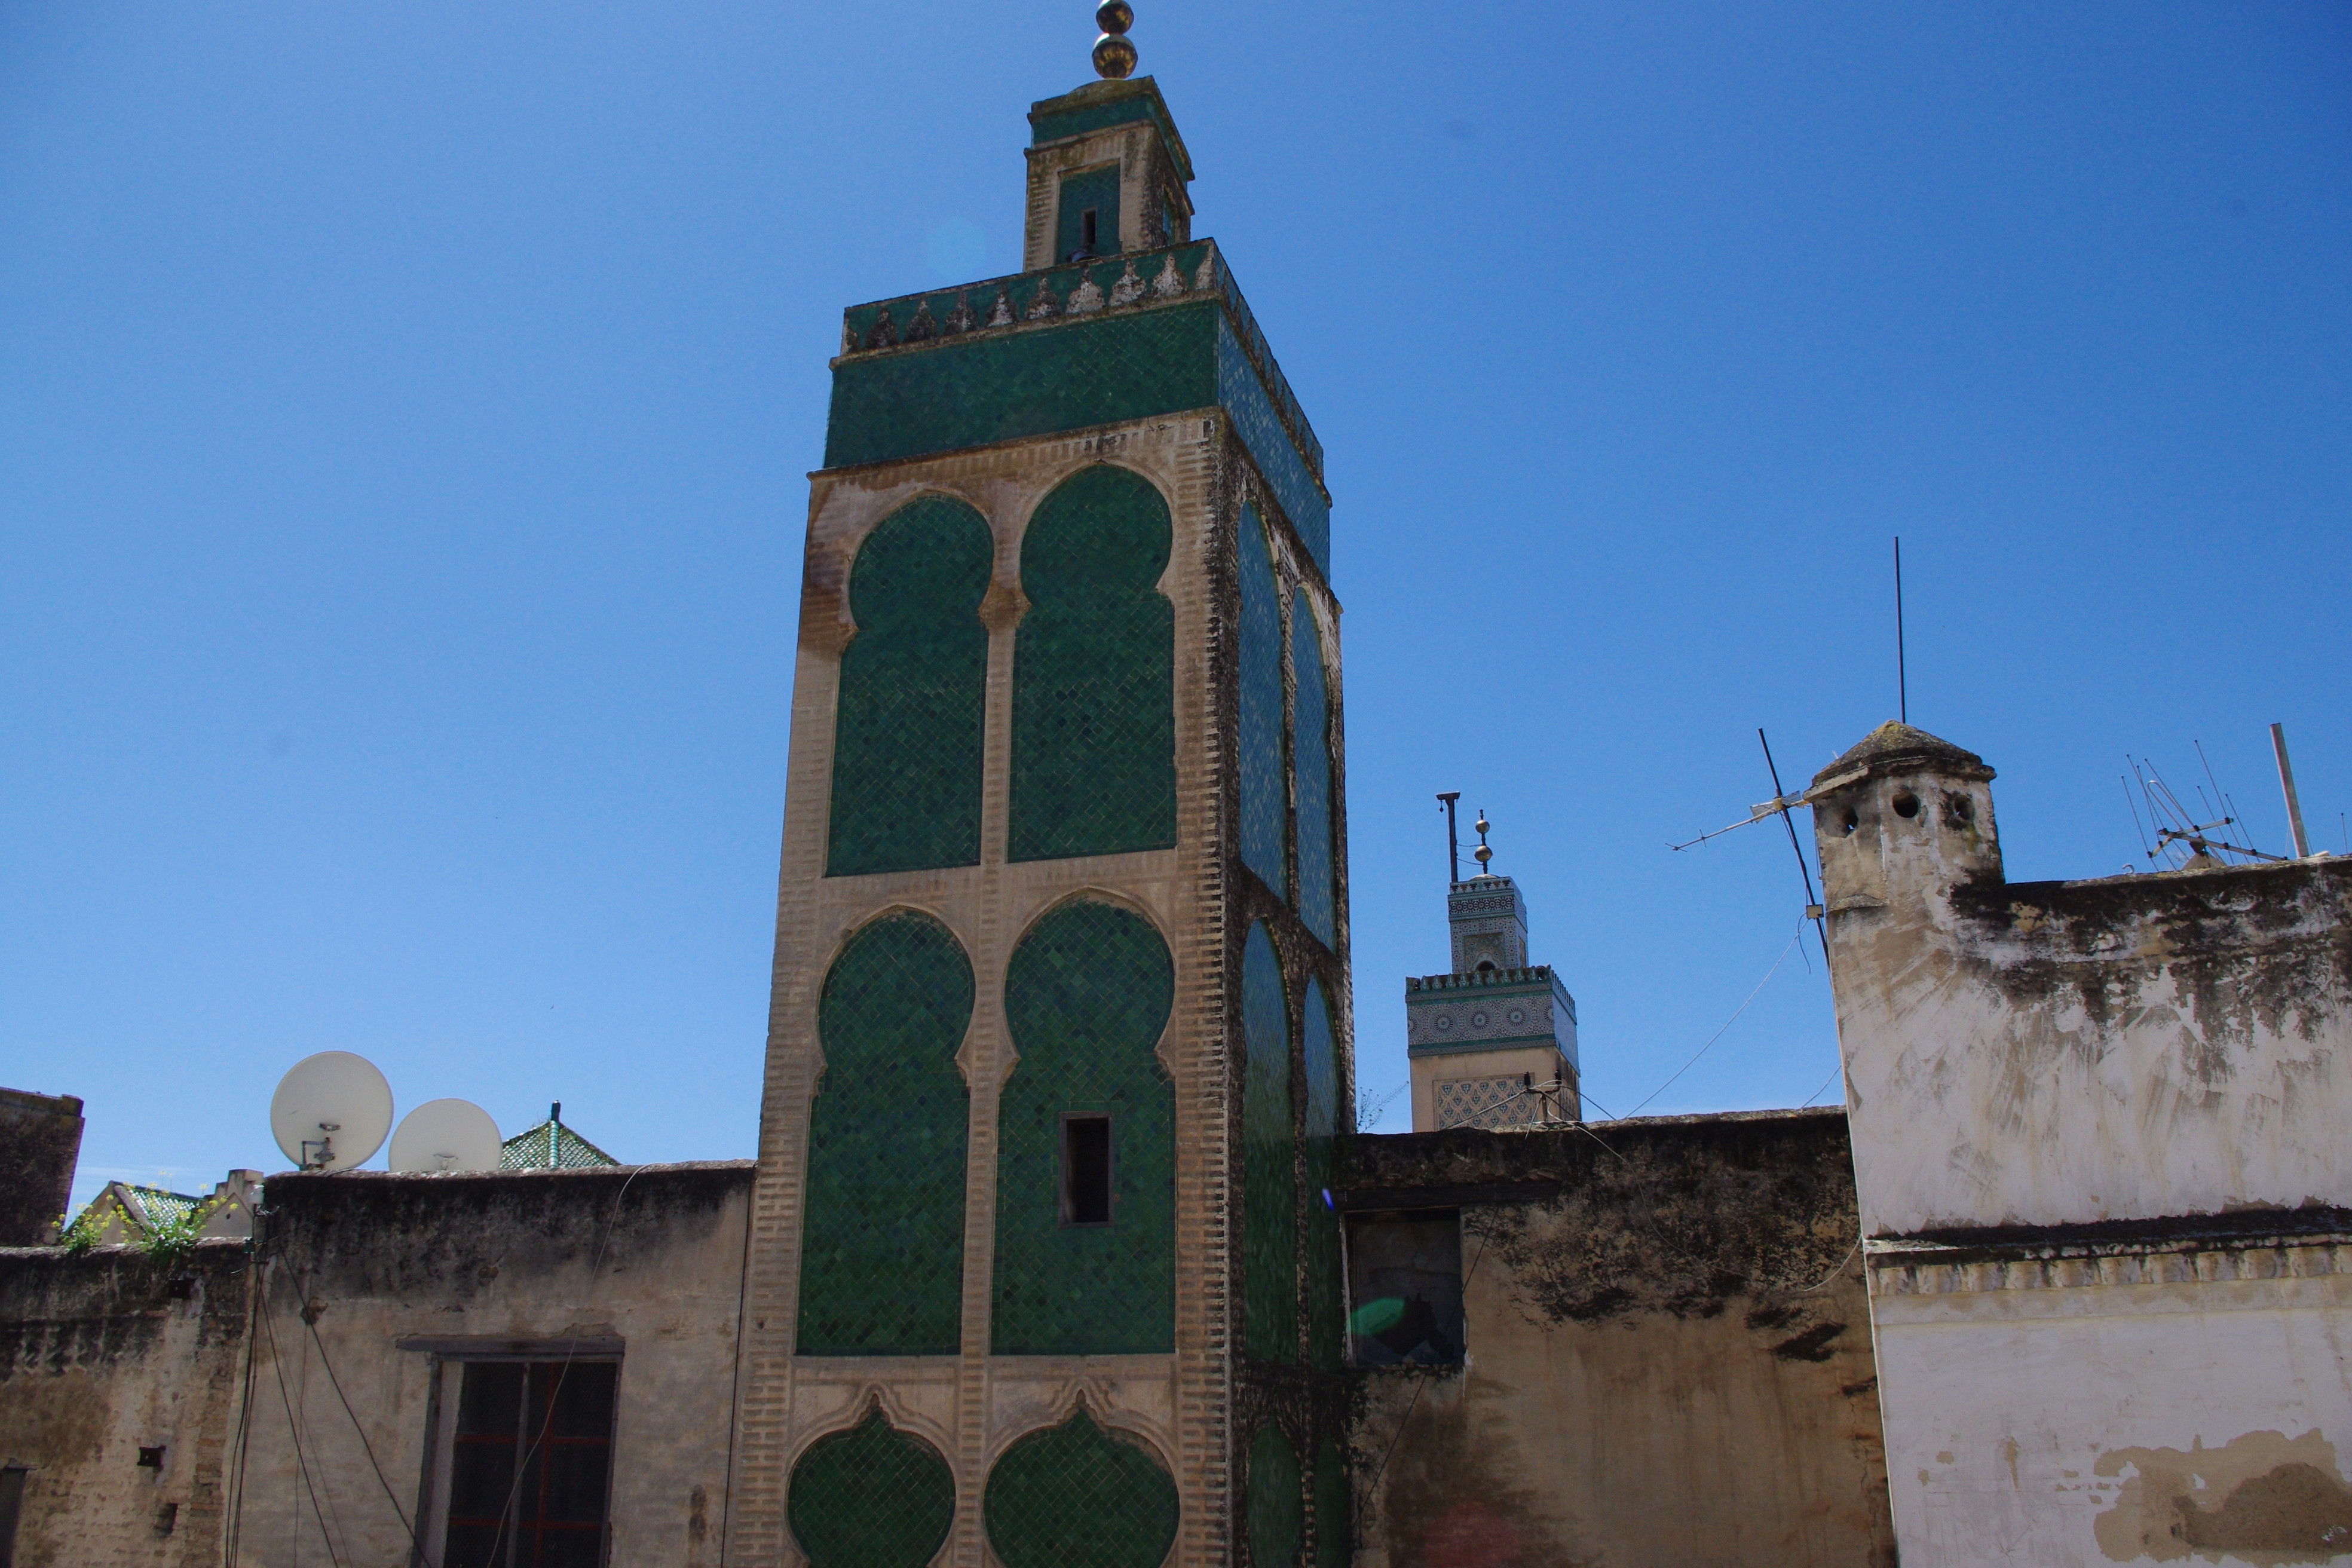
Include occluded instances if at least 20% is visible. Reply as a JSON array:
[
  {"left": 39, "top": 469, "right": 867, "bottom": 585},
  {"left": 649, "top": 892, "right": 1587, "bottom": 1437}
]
[
  {"left": 390, "top": 1099, "right": 502, "bottom": 1174},
  {"left": 270, "top": 1051, "right": 394, "bottom": 1172},
  {"left": 2123, "top": 746, "right": 2287, "bottom": 870}
]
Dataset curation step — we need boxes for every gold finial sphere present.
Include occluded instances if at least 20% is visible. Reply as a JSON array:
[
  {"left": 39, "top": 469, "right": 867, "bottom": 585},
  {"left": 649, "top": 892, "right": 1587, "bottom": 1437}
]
[
  {"left": 1095, "top": 0, "right": 1133, "bottom": 34},
  {"left": 1474, "top": 844, "right": 1493, "bottom": 866},
  {"left": 1092, "top": 31, "right": 1138, "bottom": 79},
  {"left": 1474, "top": 814, "right": 1490, "bottom": 837}
]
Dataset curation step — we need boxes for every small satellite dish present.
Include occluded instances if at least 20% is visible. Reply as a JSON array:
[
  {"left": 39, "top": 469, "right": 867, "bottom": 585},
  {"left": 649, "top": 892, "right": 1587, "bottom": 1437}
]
[
  {"left": 270, "top": 1052, "right": 394, "bottom": 1172},
  {"left": 390, "top": 1100, "right": 501, "bottom": 1174}
]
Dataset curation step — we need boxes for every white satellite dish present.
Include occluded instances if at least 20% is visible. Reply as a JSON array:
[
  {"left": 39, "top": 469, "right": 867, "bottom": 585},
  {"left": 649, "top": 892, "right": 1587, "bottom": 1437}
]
[
  {"left": 389, "top": 1099, "right": 501, "bottom": 1174},
  {"left": 270, "top": 1051, "right": 394, "bottom": 1172}
]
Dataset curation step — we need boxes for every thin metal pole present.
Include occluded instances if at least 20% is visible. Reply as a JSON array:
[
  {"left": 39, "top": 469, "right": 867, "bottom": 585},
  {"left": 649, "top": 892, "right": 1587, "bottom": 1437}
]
[
  {"left": 1437, "top": 792, "right": 1461, "bottom": 884},
  {"left": 2271, "top": 723, "right": 2311, "bottom": 858},
  {"left": 1760, "top": 730, "right": 1833, "bottom": 970},
  {"left": 1894, "top": 537, "right": 1907, "bottom": 725}
]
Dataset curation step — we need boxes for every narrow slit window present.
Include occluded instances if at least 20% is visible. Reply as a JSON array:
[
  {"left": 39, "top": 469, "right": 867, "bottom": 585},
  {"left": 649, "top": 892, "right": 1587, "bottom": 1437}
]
[
  {"left": 1061, "top": 1114, "right": 1114, "bottom": 1226},
  {"left": 1080, "top": 208, "right": 1099, "bottom": 254}
]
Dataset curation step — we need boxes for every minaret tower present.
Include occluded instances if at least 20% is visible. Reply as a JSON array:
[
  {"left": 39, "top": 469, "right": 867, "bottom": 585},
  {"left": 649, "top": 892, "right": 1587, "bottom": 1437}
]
[
  {"left": 1405, "top": 810, "right": 1581, "bottom": 1131},
  {"left": 730, "top": 9, "right": 1352, "bottom": 1564}
]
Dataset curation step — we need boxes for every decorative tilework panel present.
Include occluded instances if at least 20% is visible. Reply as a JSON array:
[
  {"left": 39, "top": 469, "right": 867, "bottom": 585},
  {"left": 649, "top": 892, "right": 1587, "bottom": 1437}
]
[
  {"left": 984, "top": 1408, "right": 1180, "bottom": 1568},
  {"left": 797, "top": 912, "right": 971, "bottom": 1355},
  {"left": 1246, "top": 1425, "right": 1303, "bottom": 1568},
  {"left": 1291, "top": 602, "right": 1335, "bottom": 945},
  {"left": 1237, "top": 504, "right": 1286, "bottom": 899},
  {"left": 1300, "top": 979, "right": 1343, "bottom": 1373},
  {"left": 826, "top": 496, "right": 993, "bottom": 877},
  {"left": 786, "top": 1410, "right": 956, "bottom": 1568},
  {"left": 1433, "top": 1075, "right": 1538, "bottom": 1132},
  {"left": 1215, "top": 318, "right": 1330, "bottom": 580},
  {"left": 1055, "top": 165, "right": 1122, "bottom": 264},
  {"left": 1242, "top": 924, "right": 1298, "bottom": 1364},
  {"left": 1009, "top": 466, "right": 1176, "bottom": 862},
  {"left": 993, "top": 898, "right": 1175, "bottom": 1354},
  {"left": 1313, "top": 1441, "right": 1348, "bottom": 1568},
  {"left": 825, "top": 302, "right": 1220, "bottom": 472}
]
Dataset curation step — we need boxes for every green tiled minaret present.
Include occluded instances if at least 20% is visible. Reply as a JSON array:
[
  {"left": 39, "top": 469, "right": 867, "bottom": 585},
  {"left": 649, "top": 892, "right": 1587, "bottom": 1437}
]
[{"left": 731, "top": 10, "right": 1352, "bottom": 1563}]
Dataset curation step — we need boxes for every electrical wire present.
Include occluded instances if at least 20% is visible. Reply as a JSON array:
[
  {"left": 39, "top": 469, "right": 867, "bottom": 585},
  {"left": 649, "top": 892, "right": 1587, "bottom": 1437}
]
[
  {"left": 261, "top": 1283, "right": 347, "bottom": 1568},
  {"left": 1365, "top": 1235, "right": 1490, "bottom": 1496},
  {"left": 301, "top": 1301, "right": 420, "bottom": 1551},
  {"left": 1798, "top": 1059, "right": 1844, "bottom": 1108},
  {"left": 222, "top": 1238, "right": 267, "bottom": 1566},
  {"left": 1622, "top": 918, "right": 1803, "bottom": 1119}
]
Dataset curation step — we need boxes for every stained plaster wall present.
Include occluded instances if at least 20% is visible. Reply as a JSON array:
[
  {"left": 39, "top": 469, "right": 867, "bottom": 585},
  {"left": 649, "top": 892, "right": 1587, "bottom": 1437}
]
[
  {"left": 1809, "top": 724, "right": 2352, "bottom": 1567},
  {"left": 235, "top": 1162, "right": 751, "bottom": 1568},
  {"left": 1337, "top": 1111, "right": 1895, "bottom": 1568},
  {"left": 0, "top": 1238, "right": 249, "bottom": 1568},
  {"left": 736, "top": 408, "right": 1352, "bottom": 1566}
]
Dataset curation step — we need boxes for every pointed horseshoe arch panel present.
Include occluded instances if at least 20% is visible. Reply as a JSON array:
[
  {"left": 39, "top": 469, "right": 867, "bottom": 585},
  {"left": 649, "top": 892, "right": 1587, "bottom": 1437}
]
[
  {"left": 1009, "top": 465, "right": 1176, "bottom": 862},
  {"left": 994, "top": 896, "right": 1176, "bottom": 1353},
  {"left": 828, "top": 495, "right": 994, "bottom": 877},
  {"left": 786, "top": 1408, "right": 956, "bottom": 1568},
  {"left": 797, "top": 911, "right": 972, "bottom": 1354}
]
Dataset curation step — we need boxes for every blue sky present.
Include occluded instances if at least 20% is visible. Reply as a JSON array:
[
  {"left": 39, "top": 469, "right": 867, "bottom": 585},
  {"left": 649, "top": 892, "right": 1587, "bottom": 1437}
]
[{"left": 5, "top": 2, "right": 2345, "bottom": 1212}]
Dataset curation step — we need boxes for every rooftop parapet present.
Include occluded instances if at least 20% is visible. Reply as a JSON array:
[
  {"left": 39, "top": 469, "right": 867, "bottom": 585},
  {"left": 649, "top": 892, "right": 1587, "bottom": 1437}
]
[
  {"left": 828, "top": 240, "right": 1330, "bottom": 575},
  {"left": 1407, "top": 963, "right": 1578, "bottom": 1022}
]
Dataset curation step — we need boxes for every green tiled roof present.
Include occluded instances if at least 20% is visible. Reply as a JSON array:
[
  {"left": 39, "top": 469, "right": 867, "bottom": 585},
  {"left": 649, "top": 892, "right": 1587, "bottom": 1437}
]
[
  {"left": 500, "top": 1119, "right": 619, "bottom": 1170},
  {"left": 128, "top": 1186, "right": 204, "bottom": 1226}
]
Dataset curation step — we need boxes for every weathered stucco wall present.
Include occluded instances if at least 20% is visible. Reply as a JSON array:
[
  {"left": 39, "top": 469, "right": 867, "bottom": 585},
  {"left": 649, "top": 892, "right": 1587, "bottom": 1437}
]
[
  {"left": 1809, "top": 724, "right": 2352, "bottom": 1237},
  {"left": 1868, "top": 1222, "right": 2352, "bottom": 1568},
  {"left": 0, "top": 1237, "right": 250, "bottom": 1568},
  {"left": 1338, "top": 1110, "right": 1895, "bottom": 1568},
  {"left": 1811, "top": 722, "right": 2352, "bottom": 1568},
  {"left": 1, "top": 1163, "right": 752, "bottom": 1568},
  {"left": 234, "top": 1161, "right": 751, "bottom": 1568}
]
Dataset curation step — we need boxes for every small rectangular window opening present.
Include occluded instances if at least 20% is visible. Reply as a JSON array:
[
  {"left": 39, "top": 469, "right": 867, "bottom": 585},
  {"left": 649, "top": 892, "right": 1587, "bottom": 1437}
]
[
  {"left": 1346, "top": 1209, "right": 1466, "bottom": 1367},
  {"left": 1079, "top": 208, "right": 1099, "bottom": 255},
  {"left": 1061, "top": 1115, "right": 1114, "bottom": 1227}
]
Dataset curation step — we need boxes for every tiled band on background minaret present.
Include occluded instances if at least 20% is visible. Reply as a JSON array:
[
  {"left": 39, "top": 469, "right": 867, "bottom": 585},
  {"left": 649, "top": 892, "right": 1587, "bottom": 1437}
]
[{"left": 730, "top": 12, "right": 1353, "bottom": 1565}]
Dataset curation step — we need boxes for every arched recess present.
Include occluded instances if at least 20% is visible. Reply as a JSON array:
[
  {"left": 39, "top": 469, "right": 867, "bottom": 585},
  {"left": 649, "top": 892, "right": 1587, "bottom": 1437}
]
[
  {"left": 984, "top": 1407, "right": 1180, "bottom": 1568},
  {"left": 827, "top": 494, "right": 994, "bottom": 877},
  {"left": 1291, "top": 595, "right": 1336, "bottom": 944},
  {"left": 786, "top": 1407, "right": 956, "bottom": 1568},
  {"left": 1301, "top": 977, "right": 1344, "bottom": 1372},
  {"left": 1238, "top": 503, "right": 1287, "bottom": 898},
  {"left": 797, "top": 909, "right": 971, "bottom": 1355},
  {"left": 1009, "top": 464, "right": 1176, "bottom": 862},
  {"left": 1242, "top": 923, "right": 1298, "bottom": 1364},
  {"left": 993, "top": 896, "right": 1175, "bottom": 1355},
  {"left": 1246, "top": 1423, "right": 1303, "bottom": 1568}
]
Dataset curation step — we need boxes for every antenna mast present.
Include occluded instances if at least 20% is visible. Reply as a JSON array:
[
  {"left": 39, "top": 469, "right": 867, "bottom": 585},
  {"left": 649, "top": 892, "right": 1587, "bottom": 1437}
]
[
  {"left": 1436, "top": 792, "right": 1462, "bottom": 884},
  {"left": 1894, "top": 536, "right": 1907, "bottom": 725},
  {"left": 2271, "top": 723, "right": 2312, "bottom": 859}
]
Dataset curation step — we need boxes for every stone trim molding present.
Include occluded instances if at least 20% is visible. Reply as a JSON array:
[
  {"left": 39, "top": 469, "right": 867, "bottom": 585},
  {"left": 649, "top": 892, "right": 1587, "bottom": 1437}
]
[{"left": 1866, "top": 1230, "right": 2352, "bottom": 1296}]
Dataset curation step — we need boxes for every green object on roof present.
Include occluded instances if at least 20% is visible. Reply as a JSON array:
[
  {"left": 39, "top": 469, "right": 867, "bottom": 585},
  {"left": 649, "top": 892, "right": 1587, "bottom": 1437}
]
[{"left": 500, "top": 1102, "right": 619, "bottom": 1170}]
